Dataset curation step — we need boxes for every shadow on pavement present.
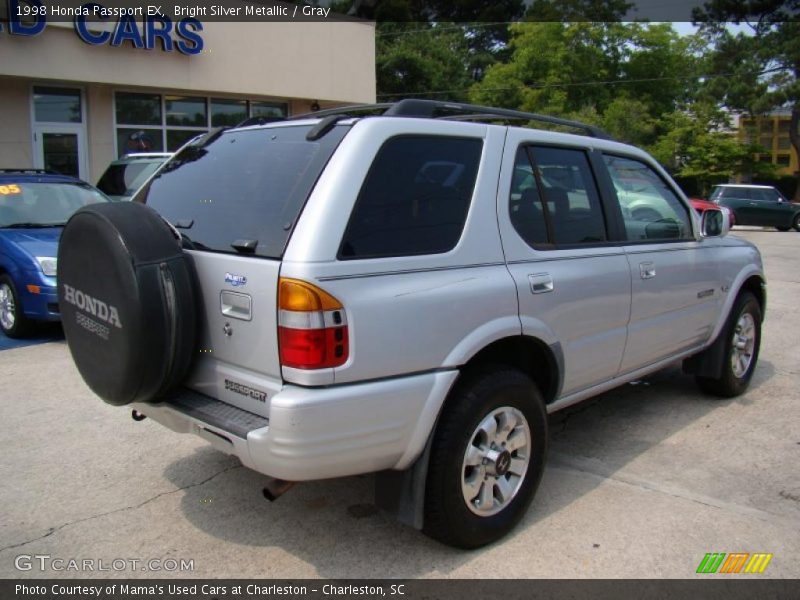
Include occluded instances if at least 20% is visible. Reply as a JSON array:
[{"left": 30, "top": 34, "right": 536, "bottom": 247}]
[
  {"left": 0, "top": 323, "right": 64, "bottom": 351},
  {"left": 158, "top": 358, "right": 776, "bottom": 576}
]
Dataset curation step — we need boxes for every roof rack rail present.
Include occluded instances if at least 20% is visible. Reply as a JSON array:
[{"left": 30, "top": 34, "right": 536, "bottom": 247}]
[
  {"left": 281, "top": 99, "right": 613, "bottom": 140},
  {"left": 288, "top": 103, "right": 394, "bottom": 121}
]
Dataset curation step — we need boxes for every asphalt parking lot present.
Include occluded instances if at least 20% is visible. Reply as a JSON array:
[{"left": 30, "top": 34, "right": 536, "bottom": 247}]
[{"left": 0, "top": 229, "right": 798, "bottom": 579}]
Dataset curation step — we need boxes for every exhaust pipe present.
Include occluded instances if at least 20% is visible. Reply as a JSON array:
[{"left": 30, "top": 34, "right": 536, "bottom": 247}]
[
  {"left": 262, "top": 478, "right": 296, "bottom": 502},
  {"left": 131, "top": 410, "right": 147, "bottom": 421}
]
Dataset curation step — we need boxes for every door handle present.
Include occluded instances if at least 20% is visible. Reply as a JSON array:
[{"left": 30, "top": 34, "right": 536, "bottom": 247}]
[
  {"left": 639, "top": 262, "right": 656, "bottom": 279},
  {"left": 528, "top": 273, "right": 554, "bottom": 294}
]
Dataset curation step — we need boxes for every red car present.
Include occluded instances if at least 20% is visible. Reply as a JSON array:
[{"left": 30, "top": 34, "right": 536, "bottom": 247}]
[{"left": 690, "top": 198, "right": 736, "bottom": 226}]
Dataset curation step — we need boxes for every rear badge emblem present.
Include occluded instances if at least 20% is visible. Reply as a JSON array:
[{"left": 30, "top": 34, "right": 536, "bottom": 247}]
[
  {"left": 225, "top": 272, "right": 247, "bottom": 287},
  {"left": 223, "top": 322, "right": 233, "bottom": 337}
]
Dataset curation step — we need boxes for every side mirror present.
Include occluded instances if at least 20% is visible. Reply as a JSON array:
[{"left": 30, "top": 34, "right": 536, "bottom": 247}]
[{"left": 702, "top": 208, "right": 730, "bottom": 238}]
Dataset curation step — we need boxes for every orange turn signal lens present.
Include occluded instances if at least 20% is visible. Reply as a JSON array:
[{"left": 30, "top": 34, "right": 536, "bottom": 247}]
[
  {"left": 279, "top": 278, "right": 342, "bottom": 312},
  {"left": 26, "top": 285, "right": 41, "bottom": 294}
]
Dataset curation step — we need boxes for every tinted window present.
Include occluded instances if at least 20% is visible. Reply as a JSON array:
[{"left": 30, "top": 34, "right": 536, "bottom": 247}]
[
  {"left": 33, "top": 87, "right": 81, "bottom": 123},
  {"left": 751, "top": 188, "right": 781, "bottom": 202},
  {"left": 339, "top": 136, "right": 482, "bottom": 259},
  {"left": 604, "top": 155, "right": 692, "bottom": 241},
  {"left": 138, "top": 124, "right": 349, "bottom": 259},
  {"left": 509, "top": 147, "right": 548, "bottom": 246}
]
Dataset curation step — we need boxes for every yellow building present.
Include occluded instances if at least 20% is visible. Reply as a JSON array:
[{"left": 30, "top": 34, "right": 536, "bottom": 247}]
[{"left": 738, "top": 109, "right": 798, "bottom": 176}]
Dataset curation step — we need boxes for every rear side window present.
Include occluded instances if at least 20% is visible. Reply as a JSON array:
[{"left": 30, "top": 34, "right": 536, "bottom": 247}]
[
  {"left": 339, "top": 136, "right": 482, "bottom": 259},
  {"left": 509, "top": 145, "right": 607, "bottom": 248},
  {"left": 137, "top": 124, "right": 348, "bottom": 259}
]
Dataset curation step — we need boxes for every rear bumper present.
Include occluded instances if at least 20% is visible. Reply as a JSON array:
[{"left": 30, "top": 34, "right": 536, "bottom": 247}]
[{"left": 133, "top": 369, "right": 457, "bottom": 481}]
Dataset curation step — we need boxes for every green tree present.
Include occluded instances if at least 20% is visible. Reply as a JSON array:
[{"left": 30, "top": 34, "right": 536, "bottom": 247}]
[
  {"left": 376, "top": 24, "right": 473, "bottom": 102},
  {"left": 469, "top": 22, "right": 699, "bottom": 146},
  {"left": 651, "top": 105, "right": 778, "bottom": 195},
  {"left": 693, "top": 0, "right": 800, "bottom": 199}
]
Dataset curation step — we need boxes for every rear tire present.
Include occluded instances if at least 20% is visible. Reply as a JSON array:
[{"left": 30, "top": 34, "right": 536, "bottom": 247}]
[
  {"left": 695, "top": 292, "right": 761, "bottom": 398},
  {"left": 0, "top": 275, "right": 33, "bottom": 339},
  {"left": 423, "top": 367, "right": 547, "bottom": 549}
]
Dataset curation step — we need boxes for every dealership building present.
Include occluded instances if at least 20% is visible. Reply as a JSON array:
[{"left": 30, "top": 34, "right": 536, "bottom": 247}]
[{"left": 0, "top": 8, "right": 375, "bottom": 183}]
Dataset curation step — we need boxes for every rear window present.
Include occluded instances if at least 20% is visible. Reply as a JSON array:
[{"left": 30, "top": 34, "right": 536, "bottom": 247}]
[
  {"left": 97, "top": 160, "right": 163, "bottom": 197},
  {"left": 137, "top": 124, "right": 348, "bottom": 259},
  {"left": 339, "top": 135, "right": 482, "bottom": 259}
]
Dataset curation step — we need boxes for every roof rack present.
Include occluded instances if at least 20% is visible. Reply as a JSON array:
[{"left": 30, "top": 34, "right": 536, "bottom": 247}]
[{"left": 286, "top": 99, "right": 613, "bottom": 140}]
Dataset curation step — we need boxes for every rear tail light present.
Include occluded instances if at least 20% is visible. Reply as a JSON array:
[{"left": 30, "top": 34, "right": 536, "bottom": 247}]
[{"left": 277, "top": 278, "right": 348, "bottom": 369}]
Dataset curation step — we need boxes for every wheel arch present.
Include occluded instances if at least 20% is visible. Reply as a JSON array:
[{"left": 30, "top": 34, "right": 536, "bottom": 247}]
[{"left": 458, "top": 335, "right": 562, "bottom": 405}]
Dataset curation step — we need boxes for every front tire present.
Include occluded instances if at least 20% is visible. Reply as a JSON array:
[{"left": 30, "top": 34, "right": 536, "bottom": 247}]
[
  {"left": 0, "top": 275, "right": 33, "bottom": 338},
  {"left": 695, "top": 292, "right": 761, "bottom": 397},
  {"left": 423, "top": 367, "right": 547, "bottom": 549},
  {"left": 793, "top": 213, "right": 800, "bottom": 232}
]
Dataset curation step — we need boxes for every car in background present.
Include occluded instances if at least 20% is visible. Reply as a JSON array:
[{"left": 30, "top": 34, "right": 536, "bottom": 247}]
[
  {"left": 96, "top": 153, "right": 172, "bottom": 201},
  {"left": 690, "top": 197, "right": 736, "bottom": 227},
  {"left": 0, "top": 169, "right": 110, "bottom": 337},
  {"left": 710, "top": 184, "right": 800, "bottom": 231}
]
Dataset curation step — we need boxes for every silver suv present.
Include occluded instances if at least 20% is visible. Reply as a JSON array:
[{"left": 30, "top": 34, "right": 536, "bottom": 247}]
[{"left": 57, "top": 100, "right": 766, "bottom": 548}]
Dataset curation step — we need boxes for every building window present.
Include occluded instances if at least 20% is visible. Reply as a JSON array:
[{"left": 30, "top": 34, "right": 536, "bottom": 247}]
[
  {"left": 250, "top": 101, "right": 287, "bottom": 120},
  {"left": 165, "top": 95, "right": 207, "bottom": 127},
  {"left": 114, "top": 92, "right": 289, "bottom": 157},
  {"left": 776, "top": 154, "right": 791, "bottom": 167},
  {"left": 116, "top": 92, "right": 160, "bottom": 126},
  {"left": 34, "top": 87, "right": 82, "bottom": 123},
  {"left": 210, "top": 99, "right": 247, "bottom": 127},
  {"left": 777, "top": 137, "right": 791, "bottom": 150}
]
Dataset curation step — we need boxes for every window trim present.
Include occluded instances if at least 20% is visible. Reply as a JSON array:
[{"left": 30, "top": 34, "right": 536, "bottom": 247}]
[{"left": 336, "top": 133, "right": 483, "bottom": 261}]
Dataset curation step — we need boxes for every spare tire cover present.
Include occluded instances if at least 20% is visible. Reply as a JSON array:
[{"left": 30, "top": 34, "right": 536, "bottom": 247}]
[{"left": 58, "top": 202, "right": 197, "bottom": 406}]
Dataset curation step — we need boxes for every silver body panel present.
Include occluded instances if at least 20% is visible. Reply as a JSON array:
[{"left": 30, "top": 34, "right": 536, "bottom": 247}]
[{"left": 137, "top": 117, "right": 765, "bottom": 482}]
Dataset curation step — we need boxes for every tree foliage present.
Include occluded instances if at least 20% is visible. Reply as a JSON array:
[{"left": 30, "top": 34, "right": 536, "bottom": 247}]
[
  {"left": 694, "top": 0, "right": 800, "bottom": 198},
  {"left": 651, "top": 105, "right": 778, "bottom": 195},
  {"left": 469, "top": 22, "right": 699, "bottom": 147},
  {"left": 376, "top": 24, "right": 473, "bottom": 102}
]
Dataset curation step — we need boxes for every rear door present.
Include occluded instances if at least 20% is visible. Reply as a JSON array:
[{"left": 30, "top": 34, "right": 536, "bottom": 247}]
[
  {"left": 498, "top": 132, "right": 632, "bottom": 397},
  {"left": 137, "top": 124, "right": 349, "bottom": 415},
  {"left": 602, "top": 154, "right": 721, "bottom": 372}
]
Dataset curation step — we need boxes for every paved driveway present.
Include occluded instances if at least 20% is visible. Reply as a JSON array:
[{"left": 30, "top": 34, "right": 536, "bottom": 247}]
[{"left": 0, "top": 229, "right": 798, "bottom": 579}]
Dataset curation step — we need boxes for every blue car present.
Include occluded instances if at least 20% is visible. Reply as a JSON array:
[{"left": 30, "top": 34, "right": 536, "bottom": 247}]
[{"left": 0, "top": 169, "right": 110, "bottom": 338}]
